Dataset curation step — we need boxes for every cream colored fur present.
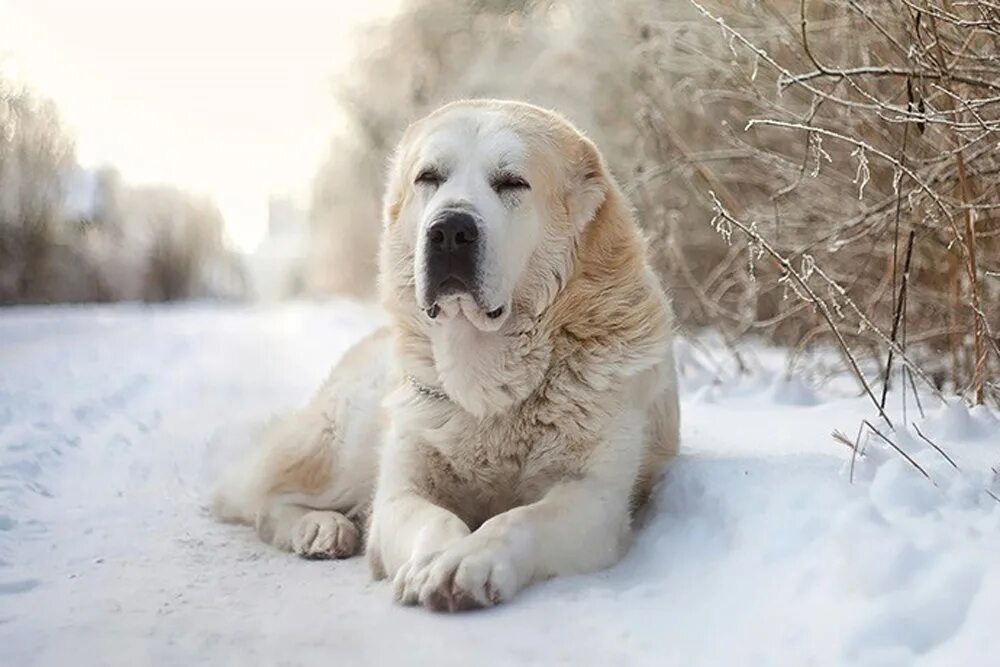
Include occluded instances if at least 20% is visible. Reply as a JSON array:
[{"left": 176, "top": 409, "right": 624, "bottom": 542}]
[{"left": 212, "top": 100, "right": 679, "bottom": 611}]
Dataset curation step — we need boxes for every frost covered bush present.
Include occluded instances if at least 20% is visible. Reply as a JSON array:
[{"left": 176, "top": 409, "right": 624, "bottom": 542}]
[
  {"left": 634, "top": 0, "right": 999, "bottom": 411},
  {"left": 311, "top": 0, "right": 999, "bottom": 407}
]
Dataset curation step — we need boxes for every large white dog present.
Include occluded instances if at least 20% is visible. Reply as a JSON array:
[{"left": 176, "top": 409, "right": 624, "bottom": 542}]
[{"left": 213, "top": 100, "right": 679, "bottom": 612}]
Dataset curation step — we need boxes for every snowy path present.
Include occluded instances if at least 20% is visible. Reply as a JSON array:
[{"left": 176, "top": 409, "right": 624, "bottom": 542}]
[{"left": 1, "top": 302, "right": 997, "bottom": 666}]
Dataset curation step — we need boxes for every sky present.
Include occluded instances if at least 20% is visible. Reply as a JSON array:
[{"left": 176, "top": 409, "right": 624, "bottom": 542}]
[{"left": 0, "top": 0, "right": 398, "bottom": 253}]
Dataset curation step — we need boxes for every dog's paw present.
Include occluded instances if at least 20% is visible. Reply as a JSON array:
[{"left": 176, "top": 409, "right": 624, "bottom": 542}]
[
  {"left": 393, "top": 536, "right": 521, "bottom": 612},
  {"left": 292, "top": 511, "right": 360, "bottom": 559}
]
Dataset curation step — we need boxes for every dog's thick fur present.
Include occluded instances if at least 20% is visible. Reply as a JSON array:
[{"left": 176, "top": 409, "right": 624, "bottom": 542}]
[{"left": 213, "top": 100, "right": 679, "bottom": 611}]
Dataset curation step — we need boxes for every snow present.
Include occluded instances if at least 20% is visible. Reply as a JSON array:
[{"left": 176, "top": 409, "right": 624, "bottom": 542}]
[{"left": 1, "top": 301, "right": 998, "bottom": 666}]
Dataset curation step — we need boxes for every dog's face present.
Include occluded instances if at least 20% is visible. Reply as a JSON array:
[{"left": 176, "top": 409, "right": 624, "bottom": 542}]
[{"left": 380, "top": 101, "right": 608, "bottom": 332}]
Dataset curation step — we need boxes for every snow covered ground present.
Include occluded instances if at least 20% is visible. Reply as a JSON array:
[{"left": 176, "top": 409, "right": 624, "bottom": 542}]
[{"left": 1, "top": 301, "right": 998, "bottom": 666}]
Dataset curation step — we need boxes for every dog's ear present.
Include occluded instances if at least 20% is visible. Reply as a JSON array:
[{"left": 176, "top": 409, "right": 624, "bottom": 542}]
[
  {"left": 382, "top": 148, "right": 406, "bottom": 227},
  {"left": 382, "top": 124, "right": 420, "bottom": 227},
  {"left": 566, "top": 136, "right": 610, "bottom": 231}
]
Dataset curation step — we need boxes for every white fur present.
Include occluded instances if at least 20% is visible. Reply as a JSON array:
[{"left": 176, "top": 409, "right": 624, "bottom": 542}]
[{"left": 411, "top": 110, "right": 541, "bottom": 330}]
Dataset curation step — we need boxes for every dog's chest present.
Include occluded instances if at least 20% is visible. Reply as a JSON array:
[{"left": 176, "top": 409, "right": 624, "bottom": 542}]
[{"left": 418, "top": 399, "right": 596, "bottom": 529}]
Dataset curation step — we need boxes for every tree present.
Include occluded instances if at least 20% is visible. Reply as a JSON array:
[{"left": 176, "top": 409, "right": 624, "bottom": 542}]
[{"left": 0, "top": 77, "right": 76, "bottom": 302}]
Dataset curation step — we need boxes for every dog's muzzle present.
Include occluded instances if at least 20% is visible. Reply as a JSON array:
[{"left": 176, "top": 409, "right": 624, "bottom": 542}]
[{"left": 423, "top": 209, "right": 480, "bottom": 309}]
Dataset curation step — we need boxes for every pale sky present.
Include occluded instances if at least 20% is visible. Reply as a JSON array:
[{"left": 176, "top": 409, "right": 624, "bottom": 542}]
[{"left": 0, "top": 0, "right": 398, "bottom": 252}]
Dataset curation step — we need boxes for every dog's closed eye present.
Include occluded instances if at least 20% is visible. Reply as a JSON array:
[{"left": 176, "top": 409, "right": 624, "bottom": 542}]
[
  {"left": 491, "top": 173, "right": 530, "bottom": 194},
  {"left": 415, "top": 168, "right": 444, "bottom": 187}
]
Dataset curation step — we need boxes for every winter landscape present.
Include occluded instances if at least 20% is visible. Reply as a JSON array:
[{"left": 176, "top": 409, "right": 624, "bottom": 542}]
[{"left": 2, "top": 0, "right": 999, "bottom": 665}]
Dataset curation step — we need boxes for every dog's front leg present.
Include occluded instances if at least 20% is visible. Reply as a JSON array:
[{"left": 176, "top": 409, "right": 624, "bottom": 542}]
[
  {"left": 366, "top": 430, "right": 472, "bottom": 598},
  {"left": 367, "top": 489, "right": 471, "bottom": 588},
  {"left": 398, "top": 470, "right": 634, "bottom": 612}
]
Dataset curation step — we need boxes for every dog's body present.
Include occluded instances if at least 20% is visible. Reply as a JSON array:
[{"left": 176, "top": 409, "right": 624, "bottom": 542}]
[{"left": 213, "top": 100, "right": 679, "bottom": 611}]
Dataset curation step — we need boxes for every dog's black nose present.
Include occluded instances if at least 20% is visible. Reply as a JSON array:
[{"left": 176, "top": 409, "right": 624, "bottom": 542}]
[
  {"left": 424, "top": 210, "right": 480, "bottom": 304},
  {"left": 427, "top": 212, "right": 479, "bottom": 252}
]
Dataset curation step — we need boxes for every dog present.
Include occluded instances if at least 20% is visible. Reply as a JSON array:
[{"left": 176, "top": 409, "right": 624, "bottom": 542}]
[{"left": 212, "top": 99, "right": 679, "bottom": 612}]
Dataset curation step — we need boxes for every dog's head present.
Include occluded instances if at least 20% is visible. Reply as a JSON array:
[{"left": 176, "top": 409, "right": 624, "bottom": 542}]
[{"left": 379, "top": 100, "right": 609, "bottom": 331}]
